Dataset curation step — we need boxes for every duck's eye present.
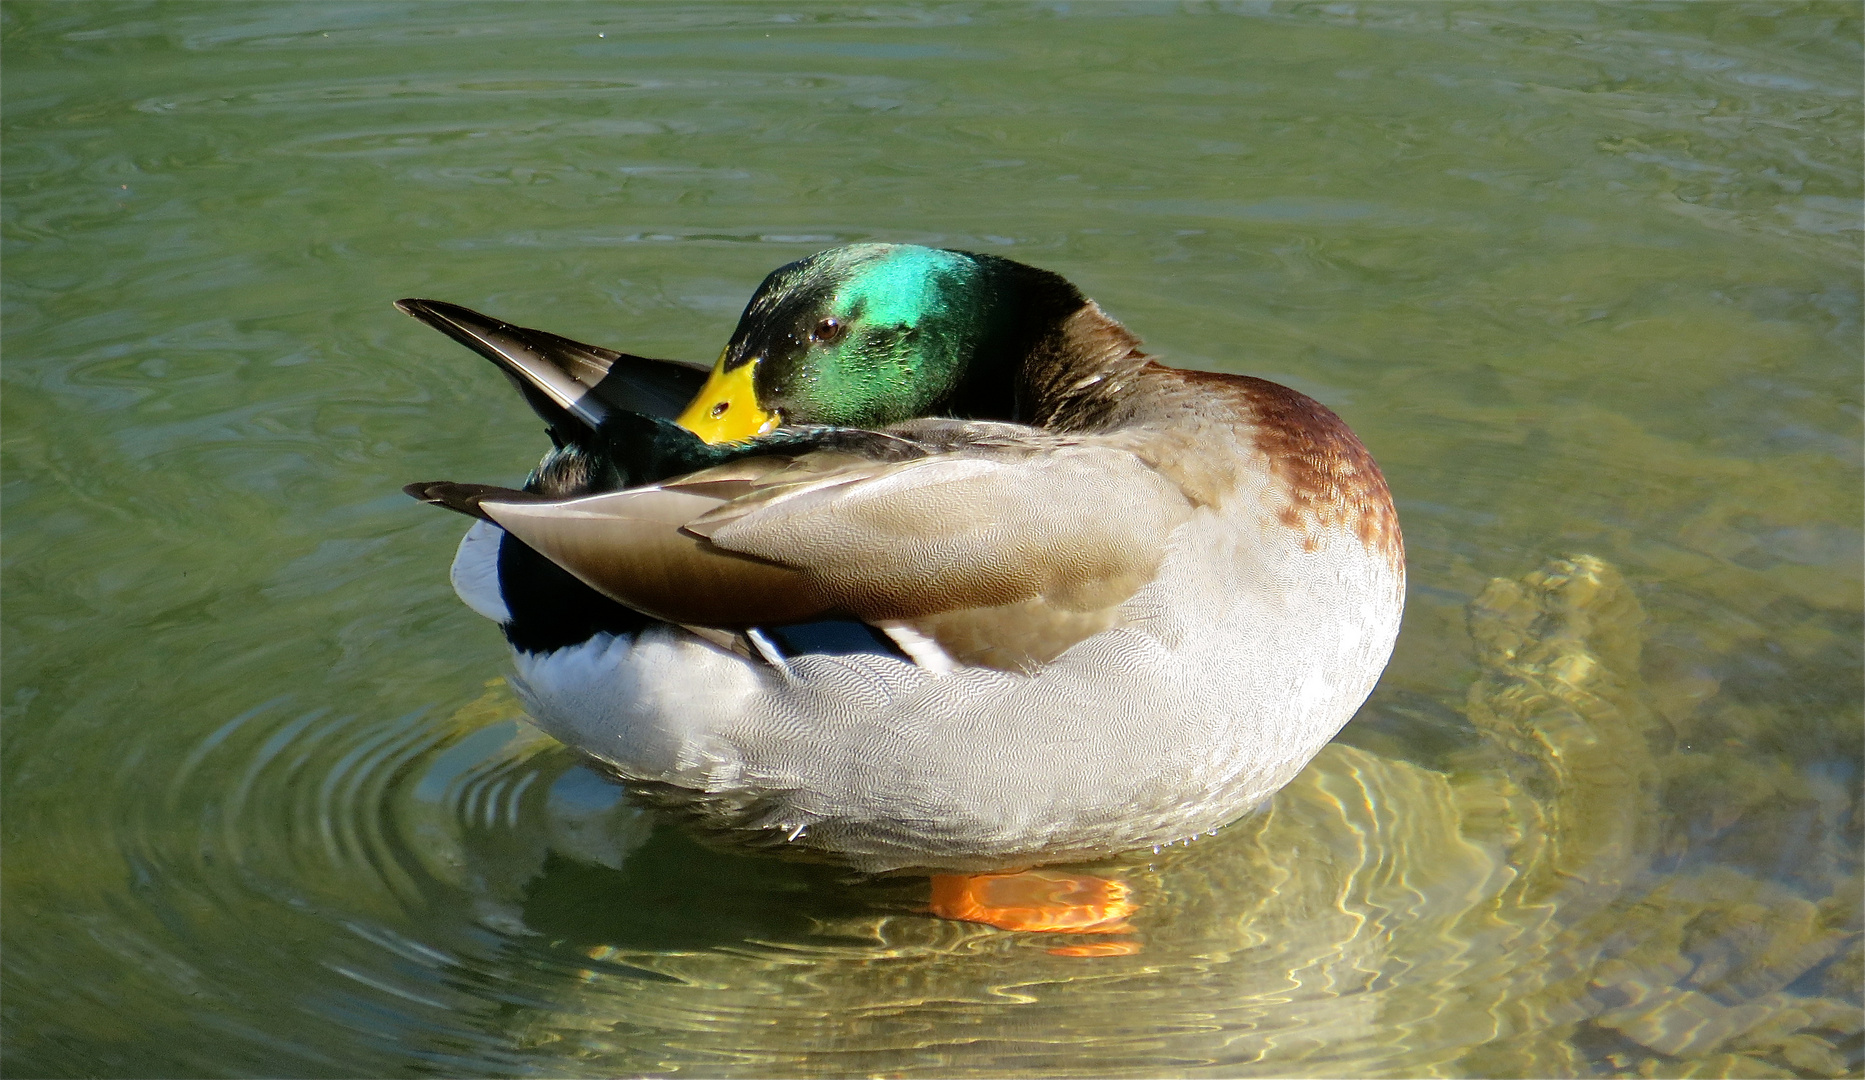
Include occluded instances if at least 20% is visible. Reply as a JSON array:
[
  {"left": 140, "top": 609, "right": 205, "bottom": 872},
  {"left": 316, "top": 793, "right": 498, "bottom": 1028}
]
[{"left": 811, "top": 317, "right": 845, "bottom": 345}]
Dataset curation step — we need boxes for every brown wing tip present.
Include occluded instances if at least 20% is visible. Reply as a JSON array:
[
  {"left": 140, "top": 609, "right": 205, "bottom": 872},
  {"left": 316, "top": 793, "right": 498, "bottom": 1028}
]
[{"left": 403, "top": 480, "right": 533, "bottom": 521}]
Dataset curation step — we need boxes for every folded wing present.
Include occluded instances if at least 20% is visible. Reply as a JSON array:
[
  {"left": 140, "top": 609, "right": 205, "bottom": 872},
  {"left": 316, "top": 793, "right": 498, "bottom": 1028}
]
[{"left": 480, "top": 442, "right": 1192, "bottom": 670}]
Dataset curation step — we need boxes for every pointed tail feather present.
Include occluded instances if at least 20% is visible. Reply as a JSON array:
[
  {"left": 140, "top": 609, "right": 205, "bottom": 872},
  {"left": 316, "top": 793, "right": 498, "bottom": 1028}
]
[{"left": 394, "top": 298, "right": 710, "bottom": 429}]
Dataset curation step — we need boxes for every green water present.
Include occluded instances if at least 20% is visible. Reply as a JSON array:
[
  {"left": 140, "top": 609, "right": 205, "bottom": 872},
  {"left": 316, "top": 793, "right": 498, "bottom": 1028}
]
[{"left": 3, "top": 3, "right": 1860, "bottom": 1077}]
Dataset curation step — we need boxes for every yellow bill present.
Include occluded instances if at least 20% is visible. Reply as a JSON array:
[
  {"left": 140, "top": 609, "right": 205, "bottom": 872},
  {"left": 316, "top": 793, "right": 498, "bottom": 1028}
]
[{"left": 674, "top": 350, "right": 780, "bottom": 444}]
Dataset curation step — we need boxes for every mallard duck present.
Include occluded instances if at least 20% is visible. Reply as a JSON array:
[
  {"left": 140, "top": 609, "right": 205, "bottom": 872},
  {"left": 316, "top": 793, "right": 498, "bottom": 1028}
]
[{"left": 400, "top": 244, "right": 1403, "bottom": 925}]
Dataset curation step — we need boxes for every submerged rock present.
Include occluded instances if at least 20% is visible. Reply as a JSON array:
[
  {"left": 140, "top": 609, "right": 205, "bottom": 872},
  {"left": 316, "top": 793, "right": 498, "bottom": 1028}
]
[{"left": 1450, "top": 555, "right": 1862, "bottom": 1078}]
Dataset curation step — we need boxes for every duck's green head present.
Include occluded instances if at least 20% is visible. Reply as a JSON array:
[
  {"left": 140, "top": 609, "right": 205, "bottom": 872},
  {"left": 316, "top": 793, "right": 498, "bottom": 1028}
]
[{"left": 676, "top": 244, "right": 1085, "bottom": 442}]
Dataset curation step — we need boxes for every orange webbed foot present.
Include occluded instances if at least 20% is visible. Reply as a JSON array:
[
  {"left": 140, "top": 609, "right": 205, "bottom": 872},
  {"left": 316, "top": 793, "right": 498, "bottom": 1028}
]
[{"left": 927, "top": 869, "right": 1137, "bottom": 934}]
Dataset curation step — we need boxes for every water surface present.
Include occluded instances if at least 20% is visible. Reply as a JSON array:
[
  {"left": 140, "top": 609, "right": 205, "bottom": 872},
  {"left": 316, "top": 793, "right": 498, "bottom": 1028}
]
[{"left": 3, "top": 4, "right": 1860, "bottom": 1077}]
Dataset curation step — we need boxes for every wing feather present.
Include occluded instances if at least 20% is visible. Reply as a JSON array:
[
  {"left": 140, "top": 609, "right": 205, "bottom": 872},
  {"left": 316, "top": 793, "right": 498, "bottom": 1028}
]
[
  {"left": 694, "top": 446, "right": 1191, "bottom": 622},
  {"left": 480, "top": 487, "right": 830, "bottom": 627},
  {"left": 480, "top": 439, "right": 1191, "bottom": 670}
]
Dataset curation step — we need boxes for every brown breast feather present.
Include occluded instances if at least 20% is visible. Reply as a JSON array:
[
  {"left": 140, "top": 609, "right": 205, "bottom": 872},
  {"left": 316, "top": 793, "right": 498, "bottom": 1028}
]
[{"left": 1132, "top": 366, "right": 1403, "bottom": 571}]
